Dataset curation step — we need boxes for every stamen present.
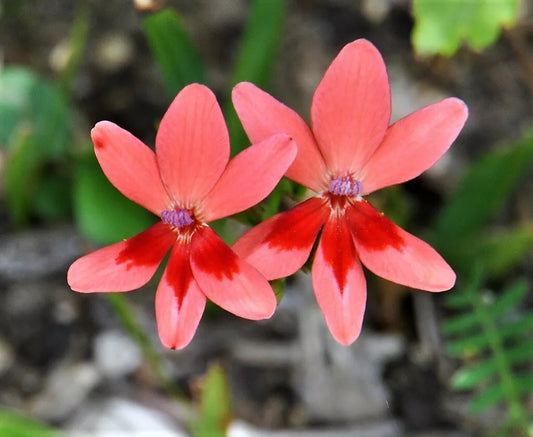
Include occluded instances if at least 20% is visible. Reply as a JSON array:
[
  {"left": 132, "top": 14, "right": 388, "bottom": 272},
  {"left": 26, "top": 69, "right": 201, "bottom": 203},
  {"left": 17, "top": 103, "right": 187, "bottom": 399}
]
[
  {"left": 161, "top": 208, "right": 194, "bottom": 228},
  {"left": 328, "top": 176, "right": 362, "bottom": 196}
]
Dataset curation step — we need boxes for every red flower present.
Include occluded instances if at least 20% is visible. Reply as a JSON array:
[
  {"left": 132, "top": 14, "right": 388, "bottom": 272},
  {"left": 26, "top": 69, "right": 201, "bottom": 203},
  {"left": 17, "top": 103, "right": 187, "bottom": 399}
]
[
  {"left": 231, "top": 39, "right": 468, "bottom": 345},
  {"left": 68, "top": 84, "right": 297, "bottom": 349}
]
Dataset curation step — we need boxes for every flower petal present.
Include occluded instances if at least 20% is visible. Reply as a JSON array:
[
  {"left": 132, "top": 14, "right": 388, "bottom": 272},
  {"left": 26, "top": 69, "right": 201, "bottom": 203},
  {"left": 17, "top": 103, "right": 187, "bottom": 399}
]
[
  {"left": 155, "top": 240, "right": 206, "bottom": 350},
  {"left": 156, "top": 84, "right": 230, "bottom": 207},
  {"left": 68, "top": 222, "right": 176, "bottom": 292},
  {"left": 312, "top": 213, "right": 367, "bottom": 345},
  {"left": 359, "top": 98, "right": 469, "bottom": 194},
  {"left": 232, "top": 82, "right": 329, "bottom": 192},
  {"left": 311, "top": 39, "right": 391, "bottom": 175},
  {"left": 232, "top": 197, "right": 329, "bottom": 280},
  {"left": 201, "top": 134, "right": 297, "bottom": 221},
  {"left": 91, "top": 121, "right": 171, "bottom": 215},
  {"left": 347, "top": 200, "right": 455, "bottom": 291},
  {"left": 190, "top": 226, "right": 277, "bottom": 320}
]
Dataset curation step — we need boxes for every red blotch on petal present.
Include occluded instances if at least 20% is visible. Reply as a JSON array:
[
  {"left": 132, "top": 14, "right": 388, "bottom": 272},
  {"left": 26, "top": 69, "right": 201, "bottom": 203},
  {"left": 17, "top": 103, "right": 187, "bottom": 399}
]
[
  {"left": 265, "top": 197, "right": 329, "bottom": 251},
  {"left": 93, "top": 136, "right": 105, "bottom": 149},
  {"left": 116, "top": 221, "right": 176, "bottom": 269},
  {"left": 320, "top": 214, "right": 357, "bottom": 292},
  {"left": 190, "top": 226, "right": 240, "bottom": 280},
  {"left": 164, "top": 240, "right": 194, "bottom": 309},
  {"left": 346, "top": 200, "right": 404, "bottom": 251}
]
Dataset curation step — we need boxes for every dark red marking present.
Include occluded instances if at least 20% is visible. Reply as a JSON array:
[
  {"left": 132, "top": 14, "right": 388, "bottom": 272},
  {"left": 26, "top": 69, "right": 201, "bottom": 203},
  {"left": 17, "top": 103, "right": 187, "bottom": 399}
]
[
  {"left": 93, "top": 135, "right": 105, "bottom": 149},
  {"left": 191, "top": 226, "right": 240, "bottom": 280},
  {"left": 346, "top": 200, "right": 405, "bottom": 252},
  {"left": 264, "top": 197, "right": 329, "bottom": 251},
  {"left": 164, "top": 241, "right": 194, "bottom": 309},
  {"left": 321, "top": 215, "right": 356, "bottom": 293},
  {"left": 115, "top": 221, "right": 176, "bottom": 269}
]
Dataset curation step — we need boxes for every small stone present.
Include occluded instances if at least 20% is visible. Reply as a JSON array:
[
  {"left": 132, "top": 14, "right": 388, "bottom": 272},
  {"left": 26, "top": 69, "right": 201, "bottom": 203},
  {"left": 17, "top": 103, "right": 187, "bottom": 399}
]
[
  {"left": 93, "top": 330, "right": 143, "bottom": 378},
  {"left": 94, "top": 34, "right": 135, "bottom": 73},
  {"left": 28, "top": 361, "right": 101, "bottom": 421},
  {"left": 228, "top": 419, "right": 403, "bottom": 437},
  {"left": 64, "top": 397, "right": 189, "bottom": 437},
  {"left": 0, "top": 226, "right": 82, "bottom": 281},
  {"left": 361, "top": 0, "right": 393, "bottom": 23},
  {"left": 290, "top": 274, "right": 405, "bottom": 423}
]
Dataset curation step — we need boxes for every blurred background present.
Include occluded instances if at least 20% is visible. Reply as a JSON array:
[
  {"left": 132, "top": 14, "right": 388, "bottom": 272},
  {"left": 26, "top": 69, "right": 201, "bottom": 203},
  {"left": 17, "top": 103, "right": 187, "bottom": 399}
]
[{"left": 0, "top": 0, "right": 532, "bottom": 436}]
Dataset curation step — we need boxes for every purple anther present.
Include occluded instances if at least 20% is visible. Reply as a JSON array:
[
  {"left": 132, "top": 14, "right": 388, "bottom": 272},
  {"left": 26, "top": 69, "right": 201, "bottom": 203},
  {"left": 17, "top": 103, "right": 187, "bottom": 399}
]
[
  {"left": 161, "top": 208, "right": 194, "bottom": 228},
  {"left": 328, "top": 176, "right": 362, "bottom": 196}
]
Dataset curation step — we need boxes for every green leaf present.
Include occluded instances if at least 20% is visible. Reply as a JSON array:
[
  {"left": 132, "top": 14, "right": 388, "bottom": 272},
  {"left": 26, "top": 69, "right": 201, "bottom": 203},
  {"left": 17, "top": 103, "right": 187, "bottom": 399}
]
[
  {"left": 490, "top": 279, "right": 528, "bottom": 318},
  {"left": 444, "top": 289, "right": 473, "bottom": 309},
  {"left": 0, "top": 67, "right": 71, "bottom": 157},
  {"left": 498, "top": 314, "right": 533, "bottom": 342},
  {"left": 143, "top": 8, "right": 207, "bottom": 97},
  {"left": 468, "top": 375, "right": 533, "bottom": 413},
  {"left": 58, "top": 1, "right": 90, "bottom": 96},
  {"left": 271, "top": 278, "right": 285, "bottom": 304},
  {"left": 444, "top": 265, "right": 484, "bottom": 309},
  {"left": 469, "top": 380, "right": 505, "bottom": 412},
  {"left": 434, "top": 129, "right": 533, "bottom": 241},
  {"left": 73, "top": 153, "right": 155, "bottom": 245},
  {"left": 514, "top": 375, "right": 533, "bottom": 396},
  {"left": 452, "top": 345, "right": 533, "bottom": 389},
  {"left": 225, "top": 0, "right": 287, "bottom": 154},
  {"left": 446, "top": 226, "right": 533, "bottom": 279},
  {"left": 3, "top": 128, "right": 42, "bottom": 225},
  {"left": 442, "top": 311, "right": 480, "bottom": 335},
  {"left": 447, "top": 330, "right": 490, "bottom": 357},
  {"left": 191, "top": 364, "right": 232, "bottom": 437},
  {"left": 0, "top": 409, "right": 64, "bottom": 437},
  {"left": 451, "top": 359, "right": 497, "bottom": 390},
  {"left": 412, "top": 0, "right": 520, "bottom": 56},
  {"left": 33, "top": 173, "right": 73, "bottom": 222}
]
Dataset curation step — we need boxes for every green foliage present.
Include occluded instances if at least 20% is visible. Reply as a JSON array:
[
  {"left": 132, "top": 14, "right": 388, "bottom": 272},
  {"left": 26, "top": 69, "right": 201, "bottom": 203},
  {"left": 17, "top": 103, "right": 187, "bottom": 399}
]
[
  {"left": 191, "top": 364, "right": 232, "bottom": 437},
  {"left": 0, "top": 409, "right": 64, "bottom": 437},
  {"left": 435, "top": 130, "right": 533, "bottom": 241},
  {"left": 442, "top": 268, "right": 532, "bottom": 432},
  {"left": 412, "top": 0, "right": 520, "bottom": 56},
  {"left": 143, "top": 8, "right": 207, "bottom": 97},
  {"left": 0, "top": 67, "right": 73, "bottom": 225},
  {"left": 433, "top": 129, "right": 533, "bottom": 278},
  {"left": 0, "top": 67, "right": 70, "bottom": 154},
  {"left": 225, "top": 0, "right": 287, "bottom": 154},
  {"left": 446, "top": 226, "right": 533, "bottom": 280},
  {"left": 73, "top": 153, "right": 155, "bottom": 245},
  {"left": 0, "top": 1, "right": 89, "bottom": 226}
]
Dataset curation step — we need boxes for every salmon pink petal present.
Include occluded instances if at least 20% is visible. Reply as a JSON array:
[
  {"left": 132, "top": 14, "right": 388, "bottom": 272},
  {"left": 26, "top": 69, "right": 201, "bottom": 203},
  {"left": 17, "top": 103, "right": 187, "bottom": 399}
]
[
  {"left": 190, "top": 226, "right": 277, "bottom": 320},
  {"left": 232, "top": 82, "right": 329, "bottom": 192},
  {"left": 155, "top": 240, "right": 206, "bottom": 349},
  {"left": 312, "top": 214, "right": 367, "bottom": 345},
  {"left": 156, "top": 84, "right": 230, "bottom": 207},
  {"left": 360, "top": 98, "right": 469, "bottom": 195},
  {"left": 347, "top": 200, "right": 456, "bottom": 291},
  {"left": 91, "top": 121, "right": 172, "bottom": 215},
  {"left": 311, "top": 39, "right": 390, "bottom": 175},
  {"left": 201, "top": 134, "right": 297, "bottom": 222},
  {"left": 68, "top": 222, "right": 176, "bottom": 292},
  {"left": 232, "top": 197, "right": 330, "bottom": 280}
]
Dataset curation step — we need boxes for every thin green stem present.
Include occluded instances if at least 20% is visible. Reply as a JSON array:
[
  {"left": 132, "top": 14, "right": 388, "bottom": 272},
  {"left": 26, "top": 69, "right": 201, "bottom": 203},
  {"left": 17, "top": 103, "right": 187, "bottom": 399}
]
[
  {"left": 106, "top": 293, "right": 185, "bottom": 401},
  {"left": 59, "top": 0, "right": 90, "bottom": 97}
]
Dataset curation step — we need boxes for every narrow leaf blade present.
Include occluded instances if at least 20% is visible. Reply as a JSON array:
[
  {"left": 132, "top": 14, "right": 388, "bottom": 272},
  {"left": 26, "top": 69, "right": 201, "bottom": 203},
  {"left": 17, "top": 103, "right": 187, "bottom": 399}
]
[{"left": 143, "top": 8, "right": 207, "bottom": 97}]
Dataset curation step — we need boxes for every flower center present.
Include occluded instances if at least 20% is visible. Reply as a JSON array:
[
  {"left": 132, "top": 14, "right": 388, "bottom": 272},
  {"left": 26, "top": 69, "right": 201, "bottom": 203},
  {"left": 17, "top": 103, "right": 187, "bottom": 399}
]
[
  {"left": 161, "top": 208, "right": 194, "bottom": 228},
  {"left": 328, "top": 175, "right": 362, "bottom": 196}
]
